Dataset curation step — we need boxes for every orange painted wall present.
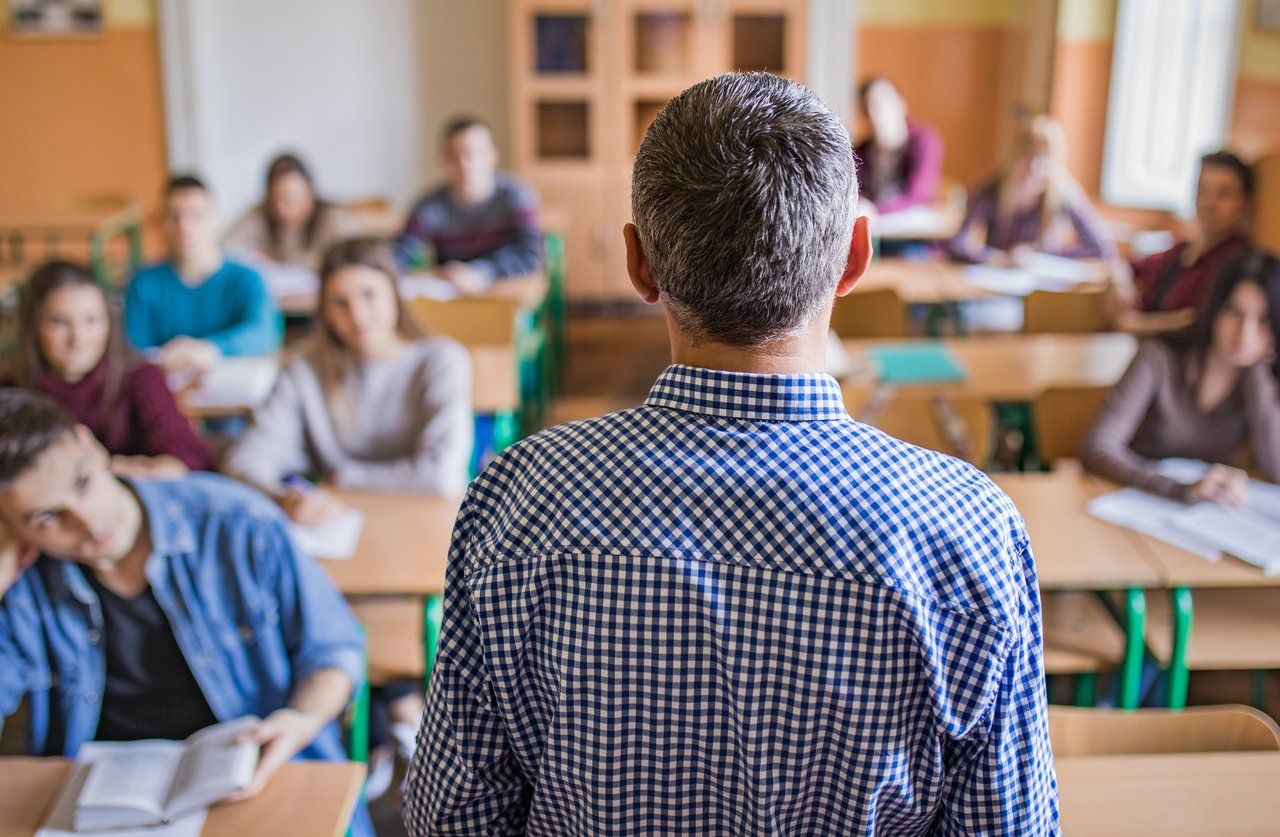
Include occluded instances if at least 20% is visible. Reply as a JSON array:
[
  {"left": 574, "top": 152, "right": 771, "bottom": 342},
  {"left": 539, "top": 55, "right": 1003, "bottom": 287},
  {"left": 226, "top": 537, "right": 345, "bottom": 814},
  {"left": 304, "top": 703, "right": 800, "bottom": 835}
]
[
  {"left": 0, "top": 18, "right": 168, "bottom": 242},
  {"left": 857, "top": 24, "right": 1014, "bottom": 187},
  {"left": 1231, "top": 76, "right": 1280, "bottom": 161}
]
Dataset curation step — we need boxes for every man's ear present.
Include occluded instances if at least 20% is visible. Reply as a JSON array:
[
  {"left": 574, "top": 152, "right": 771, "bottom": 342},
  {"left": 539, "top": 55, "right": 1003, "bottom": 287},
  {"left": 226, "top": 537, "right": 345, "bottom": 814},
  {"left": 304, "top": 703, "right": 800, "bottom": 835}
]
[
  {"left": 624, "top": 223, "right": 661, "bottom": 304},
  {"left": 835, "top": 216, "right": 872, "bottom": 298}
]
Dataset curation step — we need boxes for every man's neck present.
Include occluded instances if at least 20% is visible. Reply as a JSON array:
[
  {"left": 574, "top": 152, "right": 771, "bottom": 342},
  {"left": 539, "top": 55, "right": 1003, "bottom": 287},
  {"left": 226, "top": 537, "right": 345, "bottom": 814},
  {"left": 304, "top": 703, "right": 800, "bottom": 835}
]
[
  {"left": 667, "top": 313, "right": 830, "bottom": 375},
  {"left": 451, "top": 177, "right": 496, "bottom": 207},
  {"left": 173, "top": 249, "right": 222, "bottom": 286}
]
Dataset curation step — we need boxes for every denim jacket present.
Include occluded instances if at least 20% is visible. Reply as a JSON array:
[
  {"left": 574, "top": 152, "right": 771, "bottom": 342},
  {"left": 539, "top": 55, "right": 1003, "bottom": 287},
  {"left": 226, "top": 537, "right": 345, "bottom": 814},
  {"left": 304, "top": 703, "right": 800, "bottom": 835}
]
[{"left": 0, "top": 473, "right": 364, "bottom": 761}]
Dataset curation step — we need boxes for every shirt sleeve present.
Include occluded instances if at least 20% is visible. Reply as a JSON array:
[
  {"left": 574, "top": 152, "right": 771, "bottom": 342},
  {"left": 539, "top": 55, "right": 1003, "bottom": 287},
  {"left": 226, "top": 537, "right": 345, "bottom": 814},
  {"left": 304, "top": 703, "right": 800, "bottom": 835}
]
[
  {"left": 129, "top": 365, "right": 217, "bottom": 470},
  {"left": 223, "top": 363, "right": 313, "bottom": 497},
  {"left": 199, "top": 266, "right": 281, "bottom": 356},
  {"left": 334, "top": 342, "right": 474, "bottom": 494},
  {"left": 123, "top": 271, "right": 161, "bottom": 351},
  {"left": 1052, "top": 195, "right": 1114, "bottom": 260},
  {"left": 1242, "top": 362, "right": 1280, "bottom": 484},
  {"left": 402, "top": 502, "right": 532, "bottom": 835},
  {"left": 1080, "top": 342, "right": 1187, "bottom": 499},
  {"left": 396, "top": 198, "right": 434, "bottom": 271},
  {"left": 465, "top": 183, "right": 544, "bottom": 281},
  {"left": 947, "top": 184, "right": 997, "bottom": 263},
  {"left": 261, "top": 518, "right": 364, "bottom": 696},
  {"left": 933, "top": 534, "right": 1060, "bottom": 835}
]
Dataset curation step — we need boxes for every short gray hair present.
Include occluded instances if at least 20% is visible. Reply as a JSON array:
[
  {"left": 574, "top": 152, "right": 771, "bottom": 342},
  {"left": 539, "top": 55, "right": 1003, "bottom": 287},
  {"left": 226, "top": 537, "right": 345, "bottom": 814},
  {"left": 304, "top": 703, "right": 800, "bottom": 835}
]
[{"left": 632, "top": 72, "right": 857, "bottom": 347}]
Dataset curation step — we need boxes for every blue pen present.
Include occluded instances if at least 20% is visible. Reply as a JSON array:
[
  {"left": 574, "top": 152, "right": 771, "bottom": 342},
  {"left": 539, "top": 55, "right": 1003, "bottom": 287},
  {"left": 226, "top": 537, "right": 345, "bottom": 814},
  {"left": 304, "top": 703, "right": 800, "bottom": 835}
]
[{"left": 282, "top": 474, "right": 315, "bottom": 495}]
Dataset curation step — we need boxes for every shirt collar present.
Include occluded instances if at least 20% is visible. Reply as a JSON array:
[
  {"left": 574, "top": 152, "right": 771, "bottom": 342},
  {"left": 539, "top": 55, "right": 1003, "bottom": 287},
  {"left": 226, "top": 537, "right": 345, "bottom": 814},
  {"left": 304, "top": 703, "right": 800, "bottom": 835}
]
[
  {"left": 645, "top": 364, "right": 849, "bottom": 423},
  {"left": 130, "top": 478, "right": 197, "bottom": 557}
]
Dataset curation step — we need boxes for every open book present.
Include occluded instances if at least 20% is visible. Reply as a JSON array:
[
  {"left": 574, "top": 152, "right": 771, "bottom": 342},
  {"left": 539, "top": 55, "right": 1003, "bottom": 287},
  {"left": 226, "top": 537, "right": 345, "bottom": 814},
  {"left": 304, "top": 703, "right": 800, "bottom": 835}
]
[{"left": 60, "top": 717, "right": 259, "bottom": 833}]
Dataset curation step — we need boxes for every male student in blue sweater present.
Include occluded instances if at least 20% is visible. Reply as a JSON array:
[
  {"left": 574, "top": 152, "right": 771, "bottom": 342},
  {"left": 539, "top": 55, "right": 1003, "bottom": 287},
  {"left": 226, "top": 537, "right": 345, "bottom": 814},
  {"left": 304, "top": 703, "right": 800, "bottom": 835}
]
[{"left": 125, "top": 176, "right": 281, "bottom": 375}]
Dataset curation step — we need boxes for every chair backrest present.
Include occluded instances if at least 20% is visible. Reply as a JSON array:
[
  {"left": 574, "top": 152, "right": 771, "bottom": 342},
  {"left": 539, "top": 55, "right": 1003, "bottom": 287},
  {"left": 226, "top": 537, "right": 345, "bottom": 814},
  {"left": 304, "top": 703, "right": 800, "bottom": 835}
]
[
  {"left": 1023, "top": 288, "right": 1109, "bottom": 334},
  {"left": 1049, "top": 705, "right": 1280, "bottom": 757},
  {"left": 407, "top": 296, "right": 519, "bottom": 346},
  {"left": 830, "top": 288, "right": 908, "bottom": 339},
  {"left": 1033, "top": 385, "right": 1110, "bottom": 466},
  {"left": 847, "top": 385, "right": 994, "bottom": 467}
]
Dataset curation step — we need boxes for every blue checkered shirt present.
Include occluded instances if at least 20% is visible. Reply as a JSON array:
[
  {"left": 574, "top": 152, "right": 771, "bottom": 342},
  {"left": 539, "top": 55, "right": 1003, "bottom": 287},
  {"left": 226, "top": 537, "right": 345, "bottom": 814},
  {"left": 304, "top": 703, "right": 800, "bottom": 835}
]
[{"left": 404, "top": 365, "right": 1058, "bottom": 835}]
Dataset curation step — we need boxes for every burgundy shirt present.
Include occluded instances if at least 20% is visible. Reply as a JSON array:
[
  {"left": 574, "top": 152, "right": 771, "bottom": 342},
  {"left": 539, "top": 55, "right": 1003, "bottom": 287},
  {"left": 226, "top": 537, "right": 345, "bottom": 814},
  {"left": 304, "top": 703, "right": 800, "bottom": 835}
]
[
  {"left": 1133, "top": 233, "right": 1252, "bottom": 312},
  {"left": 33, "top": 357, "right": 215, "bottom": 470},
  {"left": 854, "top": 121, "right": 944, "bottom": 214}
]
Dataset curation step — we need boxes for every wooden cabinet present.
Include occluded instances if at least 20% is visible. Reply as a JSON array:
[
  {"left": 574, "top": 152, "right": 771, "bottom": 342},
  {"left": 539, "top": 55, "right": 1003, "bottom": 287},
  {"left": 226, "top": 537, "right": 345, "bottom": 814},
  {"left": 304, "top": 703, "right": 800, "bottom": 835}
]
[{"left": 509, "top": 0, "right": 808, "bottom": 302}]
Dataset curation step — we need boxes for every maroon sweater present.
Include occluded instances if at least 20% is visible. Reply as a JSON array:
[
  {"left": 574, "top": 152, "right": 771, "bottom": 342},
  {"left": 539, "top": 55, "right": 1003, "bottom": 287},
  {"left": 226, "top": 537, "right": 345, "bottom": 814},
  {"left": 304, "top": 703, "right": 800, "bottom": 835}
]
[
  {"left": 1133, "top": 232, "right": 1252, "bottom": 312},
  {"left": 32, "top": 357, "right": 215, "bottom": 470}
]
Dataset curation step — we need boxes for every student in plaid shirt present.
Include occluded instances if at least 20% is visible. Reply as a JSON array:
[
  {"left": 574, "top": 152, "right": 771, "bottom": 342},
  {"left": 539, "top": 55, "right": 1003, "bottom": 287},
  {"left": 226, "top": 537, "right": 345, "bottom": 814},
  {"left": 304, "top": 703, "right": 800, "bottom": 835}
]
[{"left": 405, "top": 72, "right": 1058, "bottom": 836}]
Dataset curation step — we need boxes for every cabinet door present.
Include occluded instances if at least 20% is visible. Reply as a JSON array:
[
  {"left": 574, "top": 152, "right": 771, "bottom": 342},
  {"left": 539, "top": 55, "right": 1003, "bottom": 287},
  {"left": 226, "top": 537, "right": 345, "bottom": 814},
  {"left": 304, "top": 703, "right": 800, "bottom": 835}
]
[{"left": 706, "top": 0, "right": 806, "bottom": 81}]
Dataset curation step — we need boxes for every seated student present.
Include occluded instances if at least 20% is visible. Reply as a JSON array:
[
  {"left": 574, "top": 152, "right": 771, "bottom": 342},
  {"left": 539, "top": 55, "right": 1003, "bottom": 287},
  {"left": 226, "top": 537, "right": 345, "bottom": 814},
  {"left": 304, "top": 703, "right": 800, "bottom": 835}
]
[
  {"left": 125, "top": 175, "right": 281, "bottom": 375},
  {"left": 225, "top": 238, "right": 471, "bottom": 795},
  {"left": 224, "top": 153, "right": 357, "bottom": 272},
  {"left": 224, "top": 237, "right": 472, "bottom": 518},
  {"left": 0, "top": 390, "right": 371, "bottom": 834},
  {"left": 394, "top": 117, "right": 542, "bottom": 293},
  {"left": 13, "top": 261, "right": 214, "bottom": 478},
  {"left": 948, "top": 113, "right": 1113, "bottom": 265},
  {"left": 1082, "top": 252, "right": 1280, "bottom": 502},
  {"left": 1119, "top": 150, "right": 1255, "bottom": 333},
  {"left": 854, "top": 76, "right": 943, "bottom": 215}
]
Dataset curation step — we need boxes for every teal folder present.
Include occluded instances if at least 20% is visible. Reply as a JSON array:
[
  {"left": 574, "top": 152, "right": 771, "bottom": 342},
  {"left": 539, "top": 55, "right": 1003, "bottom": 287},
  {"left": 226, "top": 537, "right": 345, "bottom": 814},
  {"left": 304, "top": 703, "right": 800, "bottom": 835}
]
[{"left": 865, "top": 343, "right": 965, "bottom": 384}]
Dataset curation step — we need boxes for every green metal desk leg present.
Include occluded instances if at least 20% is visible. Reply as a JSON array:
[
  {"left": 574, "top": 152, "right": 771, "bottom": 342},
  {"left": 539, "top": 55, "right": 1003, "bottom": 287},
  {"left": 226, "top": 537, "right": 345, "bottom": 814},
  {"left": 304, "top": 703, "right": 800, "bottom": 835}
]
[
  {"left": 1074, "top": 672, "right": 1097, "bottom": 707},
  {"left": 423, "top": 593, "right": 444, "bottom": 693},
  {"left": 348, "top": 626, "right": 370, "bottom": 764},
  {"left": 1120, "top": 588, "right": 1147, "bottom": 710},
  {"left": 492, "top": 410, "right": 521, "bottom": 455},
  {"left": 126, "top": 221, "right": 143, "bottom": 277},
  {"left": 1167, "top": 586, "right": 1193, "bottom": 709}
]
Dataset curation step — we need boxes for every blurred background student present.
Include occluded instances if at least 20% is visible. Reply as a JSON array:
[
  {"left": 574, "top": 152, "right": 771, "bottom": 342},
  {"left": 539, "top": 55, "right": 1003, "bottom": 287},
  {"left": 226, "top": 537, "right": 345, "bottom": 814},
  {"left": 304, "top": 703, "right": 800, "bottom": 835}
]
[
  {"left": 854, "top": 76, "right": 943, "bottom": 216},
  {"left": 13, "top": 260, "right": 215, "bottom": 478},
  {"left": 225, "top": 153, "right": 358, "bottom": 273},
  {"left": 1083, "top": 251, "right": 1280, "bottom": 502}
]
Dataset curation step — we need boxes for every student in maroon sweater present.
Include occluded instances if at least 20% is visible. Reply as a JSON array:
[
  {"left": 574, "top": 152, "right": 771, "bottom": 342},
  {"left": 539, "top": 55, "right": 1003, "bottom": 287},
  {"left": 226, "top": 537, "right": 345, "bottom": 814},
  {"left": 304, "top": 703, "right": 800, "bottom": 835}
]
[{"left": 14, "top": 261, "right": 215, "bottom": 477}]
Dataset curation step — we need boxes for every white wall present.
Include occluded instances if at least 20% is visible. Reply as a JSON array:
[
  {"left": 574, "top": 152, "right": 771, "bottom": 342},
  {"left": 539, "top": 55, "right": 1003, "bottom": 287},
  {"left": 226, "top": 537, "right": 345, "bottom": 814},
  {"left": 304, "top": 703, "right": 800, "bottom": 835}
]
[{"left": 159, "top": 0, "right": 425, "bottom": 224}]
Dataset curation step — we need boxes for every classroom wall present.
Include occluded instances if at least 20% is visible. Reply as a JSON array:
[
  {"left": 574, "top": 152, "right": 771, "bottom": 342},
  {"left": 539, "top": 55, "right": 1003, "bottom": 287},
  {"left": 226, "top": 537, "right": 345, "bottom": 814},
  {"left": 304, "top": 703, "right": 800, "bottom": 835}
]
[
  {"left": 855, "top": 0, "right": 1026, "bottom": 187},
  {"left": 0, "top": 0, "right": 168, "bottom": 234}
]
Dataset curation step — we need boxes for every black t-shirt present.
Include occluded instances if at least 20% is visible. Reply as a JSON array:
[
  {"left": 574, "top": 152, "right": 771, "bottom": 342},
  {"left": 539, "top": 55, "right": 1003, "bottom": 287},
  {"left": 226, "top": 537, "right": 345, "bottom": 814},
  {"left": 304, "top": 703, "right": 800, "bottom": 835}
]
[{"left": 88, "top": 576, "right": 219, "bottom": 741}]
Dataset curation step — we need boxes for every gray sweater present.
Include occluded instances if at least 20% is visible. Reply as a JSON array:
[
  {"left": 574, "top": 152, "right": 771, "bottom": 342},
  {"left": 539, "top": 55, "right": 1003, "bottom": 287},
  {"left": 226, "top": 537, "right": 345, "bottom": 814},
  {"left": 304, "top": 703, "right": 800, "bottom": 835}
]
[
  {"left": 1081, "top": 339, "right": 1280, "bottom": 499},
  {"left": 224, "top": 336, "right": 473, "bottom": 496}
]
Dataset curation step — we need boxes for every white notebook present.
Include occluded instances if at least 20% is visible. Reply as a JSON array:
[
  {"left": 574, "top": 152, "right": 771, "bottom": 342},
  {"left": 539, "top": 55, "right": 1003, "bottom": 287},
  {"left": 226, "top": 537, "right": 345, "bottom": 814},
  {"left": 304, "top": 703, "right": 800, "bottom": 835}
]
[{"left": 40, "top": 717, "right": 259, "bottom": 834}]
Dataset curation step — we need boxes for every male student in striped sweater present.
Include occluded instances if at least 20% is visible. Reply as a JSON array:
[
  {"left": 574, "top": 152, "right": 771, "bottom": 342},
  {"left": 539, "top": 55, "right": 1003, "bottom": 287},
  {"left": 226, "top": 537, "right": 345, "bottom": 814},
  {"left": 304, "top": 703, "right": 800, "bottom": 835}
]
[{"left": 395, "top": 117, "right": 543, "bottom": 293}]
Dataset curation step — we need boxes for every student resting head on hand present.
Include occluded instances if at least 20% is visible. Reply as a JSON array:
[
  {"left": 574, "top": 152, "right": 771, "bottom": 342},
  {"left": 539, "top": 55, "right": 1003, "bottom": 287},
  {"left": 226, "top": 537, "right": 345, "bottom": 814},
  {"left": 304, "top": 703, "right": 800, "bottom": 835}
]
[
  {"left": 0, "top": 389, "right": 372, "bottom": 833},
  {"left": 1083, "top": 251, "right": 1280, "bottom": 504},
  {"left": 14, "top": 260, "right": 215, "bottom": 479}
]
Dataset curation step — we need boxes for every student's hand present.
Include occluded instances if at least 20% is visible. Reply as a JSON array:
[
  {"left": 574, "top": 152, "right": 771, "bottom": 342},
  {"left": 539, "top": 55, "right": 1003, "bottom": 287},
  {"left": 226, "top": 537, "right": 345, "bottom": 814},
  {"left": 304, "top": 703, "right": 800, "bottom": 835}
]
[
  {"left": 0, "top": 526, "right": 38, "bottom": 598},
  {"left": 227, "top": 708, "right": 327, "bottom": 801},
  {"left": 158, "top": 337, "right": 221, "bottom": 375},
  {"left": 1185, "top": 464, "right": 1249, "bottom": 507},
  {"left": 1008, "top": 243, "right": 1037, "bottom": 269},
  {"left": 111, "top": 455, "right": 190, "bottom": 480},
  {"left": 986, "top": 249, "right": 1016, "bottom": 268},
  {"left": 279, "top": 488, "right": 347, "bottom": 526},
  {"left": 438, "top": 261, "right": 493, "bottom": 295}
]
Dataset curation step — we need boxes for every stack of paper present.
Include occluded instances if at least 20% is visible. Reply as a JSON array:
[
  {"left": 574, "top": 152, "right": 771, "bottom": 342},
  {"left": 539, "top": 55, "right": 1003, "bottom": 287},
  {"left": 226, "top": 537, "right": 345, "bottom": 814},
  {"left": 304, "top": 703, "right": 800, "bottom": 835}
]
[
  {"left": 289, "top": 509, "right": 365, "bottom": 560},
  {"left": 181, "top": 357, "right": 280, "bottom": 412},
  {"left": 873, "top": 206, "right": 946, "bottom": 238},
  {"left": 963, "top": 265, "right": 1080, "bottom": 297},
  {"left": 1088, "top": 459, "right": 1280, "bottom": 573}
]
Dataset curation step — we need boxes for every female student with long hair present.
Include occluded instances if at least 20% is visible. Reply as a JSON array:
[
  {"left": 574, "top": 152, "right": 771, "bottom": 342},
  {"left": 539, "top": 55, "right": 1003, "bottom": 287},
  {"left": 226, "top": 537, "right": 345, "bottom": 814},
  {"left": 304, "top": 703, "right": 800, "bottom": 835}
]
[
  {"left": 854, "top": 76, "right": 943, "bottom": 215},
  {"left": 948, "top": 113, "right": 1113, "bottom": 264},
  {"left": 14, "top": 261, "right": 215, "bottom": 477},
  {"left": 224, "top": 153, "right": 356, "bottom": 271},
  {"left": 224, "top": 237, "right": 472, "bottom": 519},
  {"left": 1082, "top": 251, "right": 1280, "bottom": 503}
]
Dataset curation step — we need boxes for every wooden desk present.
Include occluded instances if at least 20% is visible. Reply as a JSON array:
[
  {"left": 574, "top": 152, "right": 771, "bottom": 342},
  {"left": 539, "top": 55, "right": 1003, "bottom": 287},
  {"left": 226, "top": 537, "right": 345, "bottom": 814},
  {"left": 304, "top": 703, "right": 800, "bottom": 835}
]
[
  {"left": 0, "top": 205, "right": 140, "bottom": 236},
  {"left": 279, "top": 271, "right": 548, "bottom": 319},
  {"left": 0, "top": 757, "right": 364, "bottom": 837},
  {"left": 994, "top": 471, "right": 1160, "bottom": 590},
  {"left": 1057, "top": 752, "right": 1280, "bottom": 836},
  {"left": 853, "top": 257, "right": 1110, "bottom": 305},
  {"left": 842, "top": 333, "right": 1137, "bottom": 402},
  {"left": 319, "top": 490, "right": 460, "bottom": 597}
]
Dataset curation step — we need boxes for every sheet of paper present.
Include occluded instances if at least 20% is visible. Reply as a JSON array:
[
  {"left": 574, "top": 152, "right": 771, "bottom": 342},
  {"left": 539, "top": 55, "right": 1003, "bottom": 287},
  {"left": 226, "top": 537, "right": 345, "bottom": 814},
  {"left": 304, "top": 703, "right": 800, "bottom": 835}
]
[
  {"left": 1156, "top": 458, "right": 1280, "bottom": 522},
  {"left": 37, "top": 761, "right": 206, "bottom": 837},
  {"left": 1167, "top": 505, "right": 1280, "bottom": 575},
  {"left": 1086, "top": 488, "right": 1222, "bottom": 560},
  {"left": 259, "top": 263, "right": 320, "bottom": 300},
  {"left": 963, "top": 265, "right": 1079, "bottom": 296},
  {"left": 399, "top": 273, "right": 460, "bottom": 301},
  {"left": 289, "top": 508, "right": 365, "bottom": 560},
  {"left": 873, "top": 205, "right": 946, "bottom": 237},
  {"left": 1018, "top": 251, "right": 1101, "bottom": 283},
  {"left": 181, "top": 357, "right": 279, "bottom": 411}
]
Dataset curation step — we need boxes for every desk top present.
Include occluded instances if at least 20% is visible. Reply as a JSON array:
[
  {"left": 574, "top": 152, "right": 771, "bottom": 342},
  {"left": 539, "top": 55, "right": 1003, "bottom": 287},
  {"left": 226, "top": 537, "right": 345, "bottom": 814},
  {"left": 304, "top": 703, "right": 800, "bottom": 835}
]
[
  {"left": 318, "top": 490, "right": 461, "bottom": 596},
  {"left": 0, "top": 204, "right": 141, "bottom": 234},
  {"left": 842, "top": 333, "right": 1137, "bottom": 402},
  {"left": 1056, "top": 751, "right": 1280, "bottom": 836},
  {"left": 994, "top": 470, "right": 1161, "bottom": 590},
  {"left": 853, "top": 257, "right": 1110, "bottom": 304},
  {"left": 278, "top": 271, "right": 548, "bottom": 319},
  {"left": 0, "top": 757, "right": 364, "bottom": 837}
]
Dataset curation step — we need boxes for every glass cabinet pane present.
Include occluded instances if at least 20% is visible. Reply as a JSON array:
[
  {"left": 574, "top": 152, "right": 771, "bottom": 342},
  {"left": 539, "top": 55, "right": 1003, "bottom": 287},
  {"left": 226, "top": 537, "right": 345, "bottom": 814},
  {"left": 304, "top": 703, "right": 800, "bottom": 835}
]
[
  {"left": 732, "top": 14, "right": 786, "bottom": 73},
  {"left": 536, "top": 15, "right": 590, "bottom": 73},
  {"left": 634, "top": 11, "right": 692, "bottom": 74},
  {"left": 537, "top": 101, "right": 591, "bottom": 159}
]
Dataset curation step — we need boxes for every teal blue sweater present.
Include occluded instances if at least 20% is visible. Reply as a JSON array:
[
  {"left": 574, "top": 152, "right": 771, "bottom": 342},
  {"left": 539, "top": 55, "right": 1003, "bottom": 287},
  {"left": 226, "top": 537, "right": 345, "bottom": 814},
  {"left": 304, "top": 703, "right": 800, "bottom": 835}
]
[{"left": 124, "top": 259, "right": 280, "bottom": 356}]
